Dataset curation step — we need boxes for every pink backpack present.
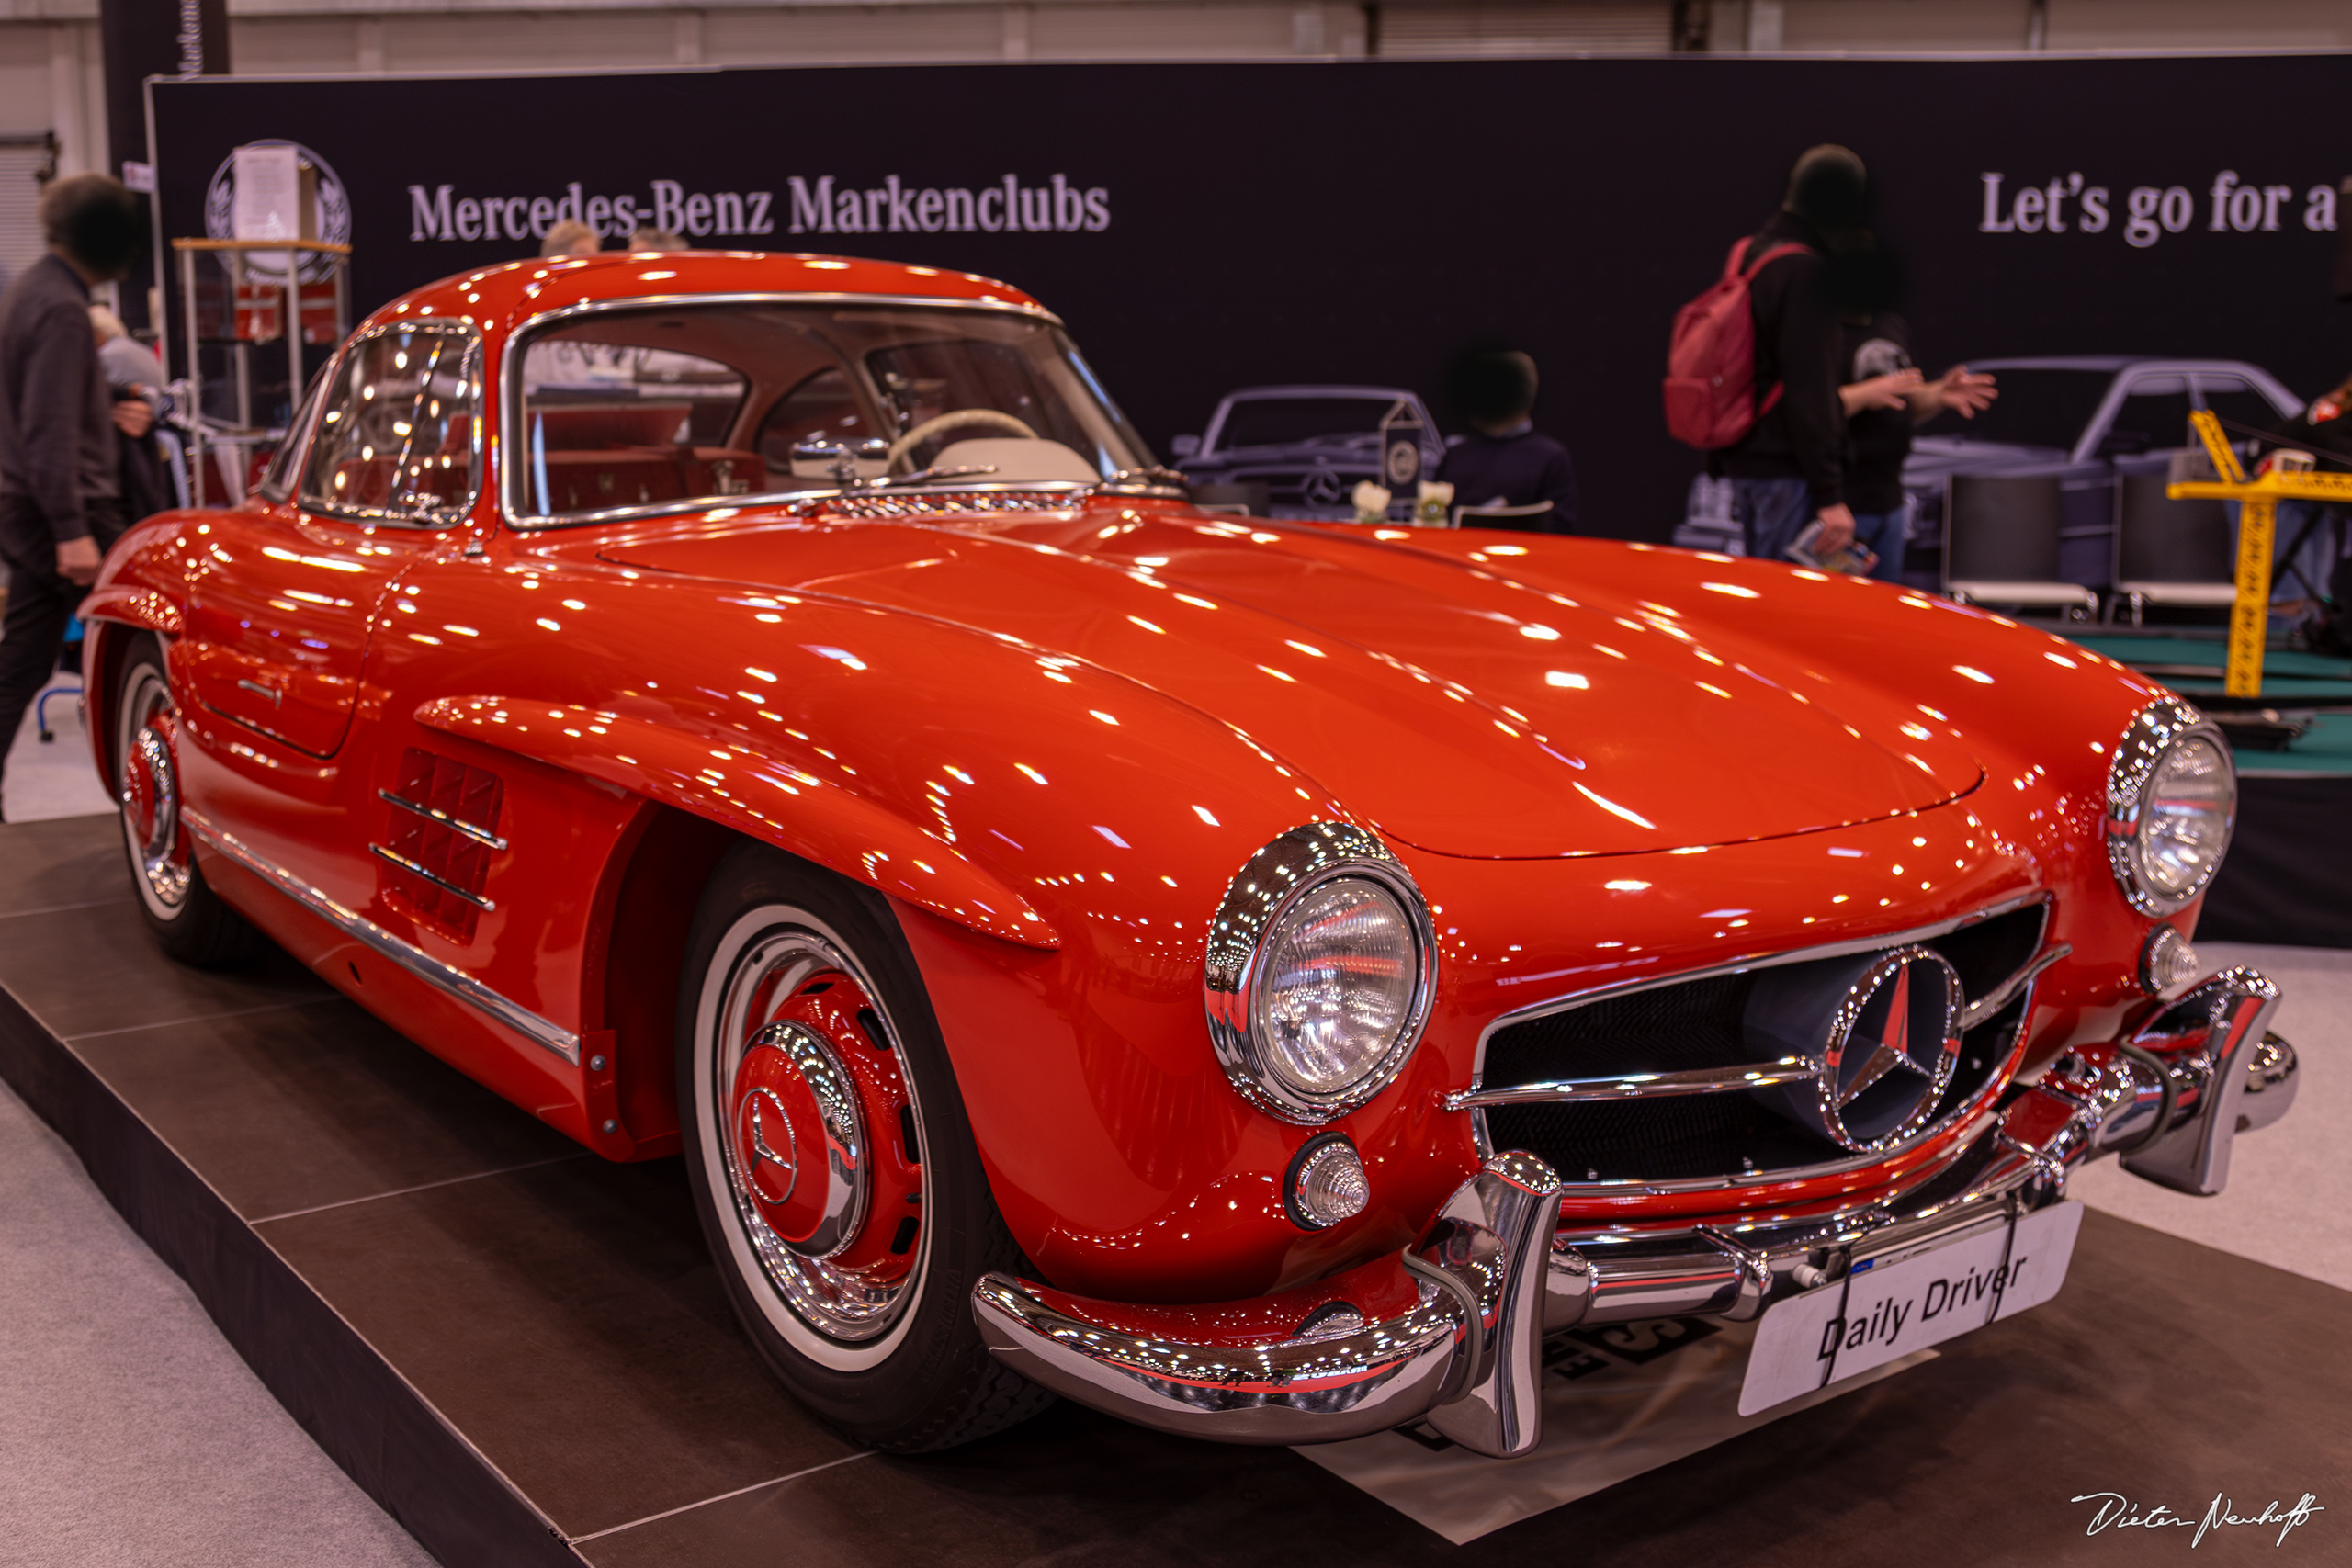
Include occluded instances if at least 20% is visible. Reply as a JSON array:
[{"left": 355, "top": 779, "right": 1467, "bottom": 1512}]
[{"left": 1663, "top": 239, "right": 1813, "bottom": 451}]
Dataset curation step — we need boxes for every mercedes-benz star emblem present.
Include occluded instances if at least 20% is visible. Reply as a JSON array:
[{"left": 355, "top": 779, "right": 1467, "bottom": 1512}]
[
  {"left": 1833, "top": 961, "right": 1935, "bottom": 1107},
  {"left": 1815, "top": 947, "right": 1963, "bottom": 1150}
]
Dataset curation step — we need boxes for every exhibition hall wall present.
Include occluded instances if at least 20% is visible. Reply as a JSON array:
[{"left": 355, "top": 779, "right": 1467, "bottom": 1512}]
[{"left": 150, "top": 52, "right": 2350, "bottom": 536}]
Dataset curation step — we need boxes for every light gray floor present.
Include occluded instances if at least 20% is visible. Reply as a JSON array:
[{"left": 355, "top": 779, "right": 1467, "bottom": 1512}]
[
  {"left": 0, "top": 1077, "right": 438, "bottom": 1568},
  {"left": 2069, "top": 939, "right": 2352, "bottom": 1292},
  {"left": 4, "top": 671, "right": 115, "bottom": 822}
]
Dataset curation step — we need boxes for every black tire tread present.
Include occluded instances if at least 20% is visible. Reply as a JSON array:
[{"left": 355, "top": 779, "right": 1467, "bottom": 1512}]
[{"left": 874, "top": 1200, "right": 1057, "bottom": 1453}]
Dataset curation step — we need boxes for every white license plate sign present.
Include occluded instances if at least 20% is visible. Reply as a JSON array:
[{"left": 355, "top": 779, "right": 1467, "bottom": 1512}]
[{"left": 1738, "top": 1201, "right": 2084, "bottom": 1416}]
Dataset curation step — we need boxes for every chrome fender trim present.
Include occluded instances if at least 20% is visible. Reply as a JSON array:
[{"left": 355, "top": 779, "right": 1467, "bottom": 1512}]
[{"left": 183, "top": 809, "right": 581, "bottom": 1066}]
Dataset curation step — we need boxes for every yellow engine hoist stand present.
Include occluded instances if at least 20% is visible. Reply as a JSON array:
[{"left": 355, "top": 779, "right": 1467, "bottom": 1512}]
[{"left": 2169, "top": 409, "right": 2352, "bottom": 697}]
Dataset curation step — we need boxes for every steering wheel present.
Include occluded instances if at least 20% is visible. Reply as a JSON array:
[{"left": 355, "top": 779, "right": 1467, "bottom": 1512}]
[{"left": 886, "top": 408, "right": 1037, "bottom": 469}]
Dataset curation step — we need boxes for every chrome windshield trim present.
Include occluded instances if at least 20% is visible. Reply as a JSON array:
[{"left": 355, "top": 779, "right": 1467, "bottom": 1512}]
[
  {"left": 377, "top": 787, "right": 508, "bottom": 851},
  {"left": 186, "top": 810, "right": 578, "bottom": 1065},
  {"left": 499, "top": 290, "right": 1071, "bottom": 532},
  {"left": 1446, "top": 1057, "right": 1817, "bottom": 1111},
  {"left": 368, "top": 842, "right": 496, "bottom": 911}
]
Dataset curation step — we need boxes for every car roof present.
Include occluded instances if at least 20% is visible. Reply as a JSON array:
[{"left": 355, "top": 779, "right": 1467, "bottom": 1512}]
[
  {"left": 1962, "top": 355, "right": 2260, "bottom": 374},
  {"left": 358, "top": 252, "right": 1051, "bottom": 340},
  {"left": 1216, "top": 386, "right": 1423, "bottom": 402}
]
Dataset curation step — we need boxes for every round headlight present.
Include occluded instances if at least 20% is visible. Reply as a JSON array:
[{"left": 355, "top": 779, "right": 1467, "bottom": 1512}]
[
  {"left": 1253, "top": 877, "right": 1421, "bottom": 1098},
  {"left": 2108, "top": 700, "right": 2235, "bottom": 916},
  {"left": 1204, "top": 823, "right": 1436, "bottom": 1122}
]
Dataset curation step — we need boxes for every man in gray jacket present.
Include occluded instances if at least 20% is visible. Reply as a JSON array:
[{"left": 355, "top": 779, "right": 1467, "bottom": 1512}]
[{"left": 0, "top": 173, "right": 143, "bottom": 818}]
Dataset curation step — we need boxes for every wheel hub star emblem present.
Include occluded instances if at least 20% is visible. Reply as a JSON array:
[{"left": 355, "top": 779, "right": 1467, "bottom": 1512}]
[{"left": 741, "top": 1086, "right": 798, "bottom": 1204}]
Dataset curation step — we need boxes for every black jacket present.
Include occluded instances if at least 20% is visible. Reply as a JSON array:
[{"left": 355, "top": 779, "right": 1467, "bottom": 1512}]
[
  {"left": 0, "top": 254, "right": 119, "bottom": 543},
  {"left": 1435, "top": 426, "right": 1578, "bottom": 533},
  {"left": 1840, "top": 312, "right": 1916, "bottom": 514},
  {"left": 1719, "top": 211, "right": 1844, "bottom": 509}
]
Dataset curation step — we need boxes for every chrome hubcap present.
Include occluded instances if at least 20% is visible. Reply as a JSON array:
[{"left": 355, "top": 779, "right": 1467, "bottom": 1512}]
[
  {"left": 120, "top": 679, "right": 192, "bottom": 910},
  {"left": 713, "top": 930, "right": 924, "bottom": 1343}
]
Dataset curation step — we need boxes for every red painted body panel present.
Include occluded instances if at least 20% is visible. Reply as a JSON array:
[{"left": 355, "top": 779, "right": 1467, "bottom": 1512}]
[{"left": 82, "top": 254, "right": 2189, "bottom": 1308}]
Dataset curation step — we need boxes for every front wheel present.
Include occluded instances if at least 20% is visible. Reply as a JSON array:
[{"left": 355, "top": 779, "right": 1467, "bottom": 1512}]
[
  {"left": 676, "top": 840, "right": 1050, "bottom": 1451},
  {"left": 114, "top": 634, "right": 263, "bottom": 965}
]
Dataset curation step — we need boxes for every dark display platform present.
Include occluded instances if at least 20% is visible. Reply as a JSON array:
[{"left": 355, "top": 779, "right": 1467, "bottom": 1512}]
[{"left": 4, "top": 813, "right": 2346, "bottom": 1566}]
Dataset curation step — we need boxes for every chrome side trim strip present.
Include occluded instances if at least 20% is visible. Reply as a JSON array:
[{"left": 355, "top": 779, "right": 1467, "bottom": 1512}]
[
  {"left": 1445, "top": 1056, "right": 1816, "bottom": 1111},
  {"left": 377, "top": 787, "right": 509, "bottom": 851},
  {"left": 186, "top": 810, "right": 578, "bottom": 1065},
  {"left": 368, "top": 842, "right": 497, "bottom": 910}
]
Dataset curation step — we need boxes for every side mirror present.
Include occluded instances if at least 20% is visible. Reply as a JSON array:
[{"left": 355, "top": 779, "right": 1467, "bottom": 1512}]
[{"left": 1169, "top": 434, "right": 1201, "bottom": 459}]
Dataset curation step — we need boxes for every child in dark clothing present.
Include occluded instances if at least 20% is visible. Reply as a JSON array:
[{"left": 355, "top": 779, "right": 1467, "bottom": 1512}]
[{"left": 1434, "top": 349, "right": 1577, "bottom": 534}]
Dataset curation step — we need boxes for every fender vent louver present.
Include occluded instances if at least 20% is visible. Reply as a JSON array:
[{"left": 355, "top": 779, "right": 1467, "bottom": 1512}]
[{"left": 374, "top": 747, "right": 506, "bottom": 942}]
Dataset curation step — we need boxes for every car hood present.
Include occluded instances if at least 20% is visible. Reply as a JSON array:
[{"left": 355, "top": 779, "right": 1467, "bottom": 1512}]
[{"left": 599, "top": 508, "right": 1982, "bottom": 858}]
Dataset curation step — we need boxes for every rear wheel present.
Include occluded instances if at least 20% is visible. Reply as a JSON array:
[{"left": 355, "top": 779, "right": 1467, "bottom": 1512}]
[
  {"left": 676, "top": 840, "right": 1051, "bottom": 1451},
  {"left": 114, "top": 635, "right": 263, "bottom": 965}
]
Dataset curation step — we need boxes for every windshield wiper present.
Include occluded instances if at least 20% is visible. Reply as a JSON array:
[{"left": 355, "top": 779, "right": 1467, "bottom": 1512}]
[{"left": 866, "top": 464, "right": 999, "bottom": 490}]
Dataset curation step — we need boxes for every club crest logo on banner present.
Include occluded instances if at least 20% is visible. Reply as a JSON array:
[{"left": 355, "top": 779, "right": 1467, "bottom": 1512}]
[{"left": 204, "top": 140, "right": 353, "bottom": 283}]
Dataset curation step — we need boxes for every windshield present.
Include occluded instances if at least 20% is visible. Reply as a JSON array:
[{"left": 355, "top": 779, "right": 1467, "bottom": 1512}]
[
  {"left": 1213, "top": 397, "right": 1407, "bottom": 453},
  {"left": 511, "top": 302, "right": 1152, "bottom": 523},
  {"left": 1932, "top": 368, "right": 2114, "bottom": 454}
]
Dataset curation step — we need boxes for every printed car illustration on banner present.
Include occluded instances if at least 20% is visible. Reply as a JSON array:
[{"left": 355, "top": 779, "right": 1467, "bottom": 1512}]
[
  {"left": 1171, "top": 385, "right": 1447, "bottom": 519},
  {"left": 1904, "top": 357, "right": 2304, "bottom": 589},
  {"left": 1677, "top": 357, "right": 2306, "bottom": 591},
  {"left": 83, "top": 254, "right": 2298, "bottom": 1459}
]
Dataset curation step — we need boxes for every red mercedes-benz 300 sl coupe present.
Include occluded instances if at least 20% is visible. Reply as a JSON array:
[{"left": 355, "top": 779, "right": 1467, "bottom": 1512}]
[{"left": 83, "top": 253, "right": 2296, "bottom": 1457}]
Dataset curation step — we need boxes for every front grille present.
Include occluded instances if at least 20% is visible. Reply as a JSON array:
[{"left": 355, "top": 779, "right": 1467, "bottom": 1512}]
[
  {"left": 1482, "top": 971, "right": 1757, "bottom": 1088},
  {"left": 1929, "top": 904, "right": 2046, "bottom": 1005},
  {"left": 1476, "top": 903, "right": 2045, "bottom": 1186}
]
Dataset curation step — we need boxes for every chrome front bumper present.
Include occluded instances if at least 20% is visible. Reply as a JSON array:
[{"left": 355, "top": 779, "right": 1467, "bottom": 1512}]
[{"left": 973, "top": 967, "right": 2295, "bottom": 1458}]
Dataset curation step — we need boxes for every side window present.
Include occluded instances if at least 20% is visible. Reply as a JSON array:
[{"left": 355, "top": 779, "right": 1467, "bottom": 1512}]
[
  {"left": 300, "top": 327, "right": 480, "bottom": 521},
  {"left": 2198, "top": 380, "right": 2291, "bottom": 446},
  {"left": 518, "top": 333, "right": 751, "bottom": 518},
  {"left": 2099, "top": 391, "right": 2194, "bottom": 458},
  {"left": 257, "top": 363, "right": 330, "bottom": 502}
]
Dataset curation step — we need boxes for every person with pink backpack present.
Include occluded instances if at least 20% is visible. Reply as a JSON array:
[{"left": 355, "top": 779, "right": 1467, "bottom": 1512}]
[{"left": 1667, "top": 145, "right": 1873, "bottom": 566}]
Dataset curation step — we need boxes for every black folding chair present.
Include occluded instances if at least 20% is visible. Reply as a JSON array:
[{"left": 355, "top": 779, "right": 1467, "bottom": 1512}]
[
  {"left": 2109, "top": 470, "right": 2237, "bottom": 625},
  {"left": 1943, "top": 472, "right": 2098, "bottom": 618}
]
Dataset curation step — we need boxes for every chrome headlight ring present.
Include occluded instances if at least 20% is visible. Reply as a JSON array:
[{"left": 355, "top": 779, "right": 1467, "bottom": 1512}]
[
  {"left": 2106, "top": 697, "right": 2237, "bottom": 917},
  {"left": 1204, "top": 822, "right": 1438, "bottom": 1124}
]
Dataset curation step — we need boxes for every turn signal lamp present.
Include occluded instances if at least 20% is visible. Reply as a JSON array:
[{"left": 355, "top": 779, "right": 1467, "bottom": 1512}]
[{"left": 1285, "top": 1135, "right": 1371, "bottom": 1230}]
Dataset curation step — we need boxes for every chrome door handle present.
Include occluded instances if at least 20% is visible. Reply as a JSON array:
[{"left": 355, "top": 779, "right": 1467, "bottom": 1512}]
[{"left": 236, "top": 679, "right": 282, "bottom": 707}]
